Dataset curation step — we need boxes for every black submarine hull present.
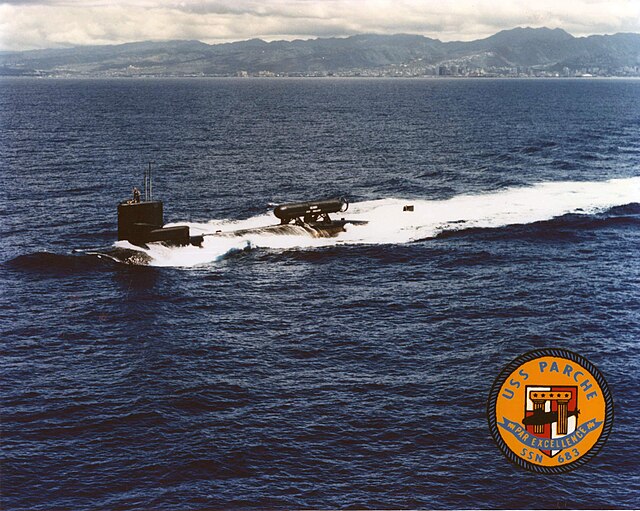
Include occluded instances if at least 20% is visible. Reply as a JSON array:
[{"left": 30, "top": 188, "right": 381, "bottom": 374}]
[
  {"left": 93, "top": 219, "right": 364, "bottom": 265},
  {"left": 79, "top": 247, "right": 154, "bottom": 265},
  {"left": 207, "top": 219, "right": 367, "bottom": 240}
]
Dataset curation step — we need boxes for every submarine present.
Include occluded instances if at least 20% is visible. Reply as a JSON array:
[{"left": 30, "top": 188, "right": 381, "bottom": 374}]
[
  {"left": 99, "top": 164, "right": 367, "bottom": 263},
  {"left": 118, "top": 195, "right": 359, "bottom": 246}
]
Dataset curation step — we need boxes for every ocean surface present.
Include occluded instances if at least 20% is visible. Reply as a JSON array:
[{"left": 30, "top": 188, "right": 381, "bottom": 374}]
[{"left": 1, "top": 77, "right": 639, "bottom": 510}]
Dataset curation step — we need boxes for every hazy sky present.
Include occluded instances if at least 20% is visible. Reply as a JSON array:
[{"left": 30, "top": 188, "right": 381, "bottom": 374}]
[{"left": 1, "top": 0, "right": 639, "bottom": 51}]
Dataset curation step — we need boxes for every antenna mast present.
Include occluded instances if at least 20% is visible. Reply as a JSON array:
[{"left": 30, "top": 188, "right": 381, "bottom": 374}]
[
  {"left": 143, "top": 161, "right": 156, "bottom": 202},
  {"left": 144, "top": 165, "right": 147, "bottom": 201}
]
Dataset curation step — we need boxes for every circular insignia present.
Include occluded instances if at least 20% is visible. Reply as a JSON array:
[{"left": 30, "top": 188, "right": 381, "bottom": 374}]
[{"left": 487, "top": 348, "right": 613, "bottom": 473}]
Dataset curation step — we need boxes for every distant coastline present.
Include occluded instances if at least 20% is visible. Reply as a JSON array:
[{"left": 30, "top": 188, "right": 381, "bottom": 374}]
[
  {"left": 4, "top": 75, "right": 640, "bottom": 81},
  {"left": 2, "top": 27, "right": 639, "bottom": 78}
]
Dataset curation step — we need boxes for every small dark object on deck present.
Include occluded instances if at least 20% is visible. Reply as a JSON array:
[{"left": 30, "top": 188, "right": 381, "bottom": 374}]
[{"left": 403, "top": 205, "right": 414, "bottom": 212}]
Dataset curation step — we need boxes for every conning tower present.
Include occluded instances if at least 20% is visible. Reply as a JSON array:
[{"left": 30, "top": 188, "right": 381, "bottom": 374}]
[{"left": 117, "top": 163, "right": 197, "bottom": 247}]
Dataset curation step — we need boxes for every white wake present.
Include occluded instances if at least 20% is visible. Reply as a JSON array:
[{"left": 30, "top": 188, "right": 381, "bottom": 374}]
[{"left": 117, "top": 177, "right": 640, "bottom": 267}]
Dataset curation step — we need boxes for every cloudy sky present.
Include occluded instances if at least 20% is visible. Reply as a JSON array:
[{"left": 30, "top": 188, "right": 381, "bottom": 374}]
[{"left": 1, "top": 0, "right": 639, "bottom": 51}]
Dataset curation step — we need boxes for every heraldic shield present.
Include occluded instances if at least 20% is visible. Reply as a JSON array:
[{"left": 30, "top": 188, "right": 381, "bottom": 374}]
[{"left": 523, "top": 386, "right": 579, "bottom": 458}]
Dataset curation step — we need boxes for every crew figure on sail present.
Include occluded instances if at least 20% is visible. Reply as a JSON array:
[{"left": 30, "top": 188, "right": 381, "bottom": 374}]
[{"left": 133, "top": 187, "right": 141, "bottom": 203}]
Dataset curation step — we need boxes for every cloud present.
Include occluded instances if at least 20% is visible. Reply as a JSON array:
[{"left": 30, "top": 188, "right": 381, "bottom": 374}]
[{"left": 0, "top": 0, "right": 638, "bottom": 51}]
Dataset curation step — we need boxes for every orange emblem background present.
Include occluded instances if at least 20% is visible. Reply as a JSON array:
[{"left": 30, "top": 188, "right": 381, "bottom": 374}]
[{"left": 487, "top": 348, "right": 613, "bottom": 473}]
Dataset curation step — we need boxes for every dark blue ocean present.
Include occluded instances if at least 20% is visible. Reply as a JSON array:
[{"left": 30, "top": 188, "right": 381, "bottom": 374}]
[{"left": 1, "top": 77, "right": 639, "bottom": 510}]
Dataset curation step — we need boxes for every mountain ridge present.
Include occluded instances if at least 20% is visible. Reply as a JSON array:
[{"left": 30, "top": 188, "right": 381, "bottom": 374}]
[{"left": 2, "top": 27, "right": 639, "bottom": 77}]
